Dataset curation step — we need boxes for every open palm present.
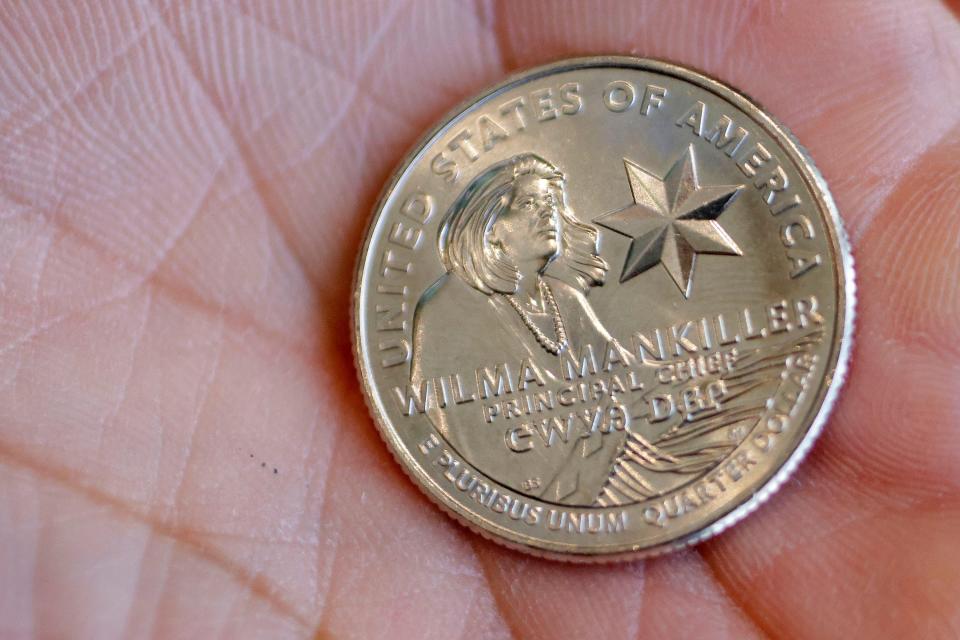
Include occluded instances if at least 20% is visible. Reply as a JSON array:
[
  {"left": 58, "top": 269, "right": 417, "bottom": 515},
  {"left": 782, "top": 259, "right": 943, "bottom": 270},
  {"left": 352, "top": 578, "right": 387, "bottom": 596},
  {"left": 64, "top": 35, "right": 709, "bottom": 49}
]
[{"left": 1, "top": 2, "right": 958, "bottom": 638}]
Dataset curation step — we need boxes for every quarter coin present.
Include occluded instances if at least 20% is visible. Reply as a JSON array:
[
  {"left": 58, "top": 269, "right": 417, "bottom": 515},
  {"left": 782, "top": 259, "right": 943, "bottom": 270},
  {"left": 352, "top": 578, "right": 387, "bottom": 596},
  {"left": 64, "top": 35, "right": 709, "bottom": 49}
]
[{"left": 352, "top": 57, "right": 854, "bottom": 559}]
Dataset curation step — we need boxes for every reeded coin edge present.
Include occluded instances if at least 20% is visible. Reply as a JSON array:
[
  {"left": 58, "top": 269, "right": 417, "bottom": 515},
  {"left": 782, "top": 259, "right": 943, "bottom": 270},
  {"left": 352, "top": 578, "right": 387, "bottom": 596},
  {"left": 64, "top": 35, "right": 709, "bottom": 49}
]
[{"left": 351, "top": 55, "right": 856, "bottom": 562}]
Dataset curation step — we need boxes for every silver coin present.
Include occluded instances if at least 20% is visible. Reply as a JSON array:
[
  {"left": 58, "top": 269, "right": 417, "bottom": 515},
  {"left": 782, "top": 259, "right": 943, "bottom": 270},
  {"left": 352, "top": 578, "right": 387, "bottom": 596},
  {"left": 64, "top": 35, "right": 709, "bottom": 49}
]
[{"left": 352, "top": 57, "right": 854, "bottom": 560}]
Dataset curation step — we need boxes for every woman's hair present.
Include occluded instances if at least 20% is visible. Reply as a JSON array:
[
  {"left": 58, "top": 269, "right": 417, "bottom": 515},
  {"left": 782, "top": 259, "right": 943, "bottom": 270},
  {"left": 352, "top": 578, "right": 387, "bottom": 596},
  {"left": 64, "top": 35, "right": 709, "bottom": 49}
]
[{"left": 437, "top": 153, "right": 607, "bottom": 294}]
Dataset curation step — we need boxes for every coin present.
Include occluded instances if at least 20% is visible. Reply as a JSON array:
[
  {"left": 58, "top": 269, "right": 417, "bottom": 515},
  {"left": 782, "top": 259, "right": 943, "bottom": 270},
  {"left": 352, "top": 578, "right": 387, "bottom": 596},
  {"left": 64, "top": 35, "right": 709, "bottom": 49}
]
[{"left": 352, "top": 57, "right": 854, "bottom": 560}]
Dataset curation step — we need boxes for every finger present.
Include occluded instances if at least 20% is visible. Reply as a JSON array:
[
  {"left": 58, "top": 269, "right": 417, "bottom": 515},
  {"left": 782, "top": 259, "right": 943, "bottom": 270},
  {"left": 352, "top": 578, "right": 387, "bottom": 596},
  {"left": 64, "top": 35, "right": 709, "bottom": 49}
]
[{"left": 703, "top": 123, "right": 960, "bottom": 640}]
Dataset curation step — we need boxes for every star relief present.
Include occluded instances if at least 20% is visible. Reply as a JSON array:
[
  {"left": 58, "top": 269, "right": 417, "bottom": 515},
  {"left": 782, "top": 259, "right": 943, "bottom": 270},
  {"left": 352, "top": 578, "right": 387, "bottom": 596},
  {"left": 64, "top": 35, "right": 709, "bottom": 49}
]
[{"left": 594, "top": 145, "right": 745, "bottom": 298}]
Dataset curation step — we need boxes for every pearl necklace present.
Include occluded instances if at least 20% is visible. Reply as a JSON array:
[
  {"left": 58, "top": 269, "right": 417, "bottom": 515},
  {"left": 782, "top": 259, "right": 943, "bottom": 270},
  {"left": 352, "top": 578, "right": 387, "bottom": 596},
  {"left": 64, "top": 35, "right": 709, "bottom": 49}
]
[{"left": 503, "top": 277, "right": 568, "bottom": 355}]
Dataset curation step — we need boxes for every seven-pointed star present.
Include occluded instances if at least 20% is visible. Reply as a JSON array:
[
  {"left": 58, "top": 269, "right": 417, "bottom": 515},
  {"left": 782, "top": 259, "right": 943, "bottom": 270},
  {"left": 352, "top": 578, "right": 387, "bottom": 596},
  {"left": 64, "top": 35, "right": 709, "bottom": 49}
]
[{"left": 593, "top": 144, "right": 744, "bottom": 297}]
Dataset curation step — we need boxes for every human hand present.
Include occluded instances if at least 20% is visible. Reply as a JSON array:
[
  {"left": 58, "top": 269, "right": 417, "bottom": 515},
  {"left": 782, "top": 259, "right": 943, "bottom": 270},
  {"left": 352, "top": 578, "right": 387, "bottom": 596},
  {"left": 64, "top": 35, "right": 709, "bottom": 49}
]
[{"left": 1, "top": 2, "right": 958, "bottom": 638}]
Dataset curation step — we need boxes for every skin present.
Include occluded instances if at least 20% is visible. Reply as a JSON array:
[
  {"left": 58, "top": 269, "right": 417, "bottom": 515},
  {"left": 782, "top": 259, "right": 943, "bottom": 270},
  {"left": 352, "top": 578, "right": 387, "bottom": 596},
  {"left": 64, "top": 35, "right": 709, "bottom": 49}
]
[
  {"left": 491, "top": 174, "right": 560, "bottom": 308},
  {"left": 0, "top": 1, "right": 958, "bottom": 638}
]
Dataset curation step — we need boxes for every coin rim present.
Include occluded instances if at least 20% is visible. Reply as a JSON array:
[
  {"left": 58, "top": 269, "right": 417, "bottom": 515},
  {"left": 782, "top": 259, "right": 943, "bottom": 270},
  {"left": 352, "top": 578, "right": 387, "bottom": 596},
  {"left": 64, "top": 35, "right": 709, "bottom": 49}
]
[{"left": 352, "top": 55, "right": 856, "bottom": 561}]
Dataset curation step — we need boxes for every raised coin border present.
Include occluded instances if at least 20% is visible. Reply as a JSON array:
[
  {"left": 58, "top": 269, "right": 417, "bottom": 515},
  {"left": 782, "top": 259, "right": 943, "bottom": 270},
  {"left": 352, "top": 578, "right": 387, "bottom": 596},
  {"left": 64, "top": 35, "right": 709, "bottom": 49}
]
[{"left": 352, "top": 56, "right": 856, "bottom": 561}]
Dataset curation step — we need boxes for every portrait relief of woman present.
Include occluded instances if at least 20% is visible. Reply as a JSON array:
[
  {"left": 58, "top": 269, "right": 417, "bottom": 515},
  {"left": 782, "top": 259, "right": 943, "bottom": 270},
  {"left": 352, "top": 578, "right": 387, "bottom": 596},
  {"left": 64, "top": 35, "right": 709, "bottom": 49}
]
[
  {"left": 410, "top": 153, "right": 631, "bottom": 505},
  {"left": 412, "top": 153, "right": 616, "bottom": 381}
]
